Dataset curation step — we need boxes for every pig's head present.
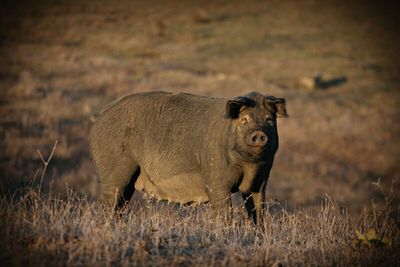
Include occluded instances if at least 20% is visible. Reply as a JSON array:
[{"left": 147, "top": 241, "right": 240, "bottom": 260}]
[{"left": 226, "top": 92, "right": 288, "bottom": 162}]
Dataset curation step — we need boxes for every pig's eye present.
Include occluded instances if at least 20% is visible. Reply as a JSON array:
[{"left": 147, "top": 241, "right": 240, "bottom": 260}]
[
  {"left": 240, "top": 117, "right": 248, "bottom": 124},
  {"left": 264, "top": 115, "right": 273, "bottom": 121}
]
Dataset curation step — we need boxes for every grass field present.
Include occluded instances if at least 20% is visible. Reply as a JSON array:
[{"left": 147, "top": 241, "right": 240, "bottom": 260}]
[
  {"left": 0, "top": 0, "right": 399, "bottom": 265},
  {"left": 1, "top": 183, "right": 399, "bottom": 266}
]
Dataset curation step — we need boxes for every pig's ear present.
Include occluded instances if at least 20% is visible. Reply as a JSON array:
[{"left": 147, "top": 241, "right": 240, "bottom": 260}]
[
  {"left": 226, "top": 97, "right": 255, "bottom": 118},
  {"left": 264, "top": 96, "right": 288, "bottom": 118}
]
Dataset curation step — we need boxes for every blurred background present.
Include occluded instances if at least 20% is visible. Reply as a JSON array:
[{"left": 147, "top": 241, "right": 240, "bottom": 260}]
[{"left": 0, "top": 0, "right": 399, "bottom": 212}]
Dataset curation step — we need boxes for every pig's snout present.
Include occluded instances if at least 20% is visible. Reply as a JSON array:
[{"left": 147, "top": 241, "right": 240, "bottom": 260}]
[{"left": 248, "top": 130, "right": 268, "bottom": 147}]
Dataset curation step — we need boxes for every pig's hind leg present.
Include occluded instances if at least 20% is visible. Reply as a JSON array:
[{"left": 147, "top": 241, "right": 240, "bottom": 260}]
[{"left": 98, "top": 159, "right": 140, "bottom": 209}]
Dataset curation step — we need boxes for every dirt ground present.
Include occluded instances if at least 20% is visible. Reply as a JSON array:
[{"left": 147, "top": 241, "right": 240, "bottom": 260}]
[{"left": 0, "top": 0, "right": 399, "bottom": 211}]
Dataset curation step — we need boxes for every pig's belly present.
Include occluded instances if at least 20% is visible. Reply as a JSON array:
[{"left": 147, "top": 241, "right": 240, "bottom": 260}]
[{"left": 134, "top": 171, "right": 209, "bottom": 204}]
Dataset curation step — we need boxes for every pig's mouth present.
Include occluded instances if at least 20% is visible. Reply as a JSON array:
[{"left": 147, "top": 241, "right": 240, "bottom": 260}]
[{"left": 247, "top": 144, "right": 266, "bottom": 155}]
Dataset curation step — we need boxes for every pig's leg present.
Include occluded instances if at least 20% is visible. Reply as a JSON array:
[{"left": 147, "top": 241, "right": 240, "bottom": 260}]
[
  {"left": 115, "top": 166, "right": 141, "bottom": 208},
  {"left": 252, "top": 191, "right": 265, "bottom": 224},
  {"left": 205, "top": 174, "right": 232, "bottom": 212},
  {"left": 243, "top": 193, "right": 256, "bottom": 223},
  {"left": 99, "top": 159, "right": 140, "bottom": 209},
  {"left": 207, "top": 188, "right": 231, "bottom": 210},
  {"left": 243, "top": 181, "right": 266, "bottom": 224},
  {"left": 251, "top": 185, "right": 266, "bottom": 224},
  {"left": 253, "top": 179, "right": 267, "bottom": 225},
  {"left": 203, "top": 157, "right": 234, "bottom": 214}
]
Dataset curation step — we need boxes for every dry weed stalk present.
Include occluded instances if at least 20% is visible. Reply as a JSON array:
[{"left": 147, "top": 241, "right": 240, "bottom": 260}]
[{"left": 33, "top": 140, "right": 58, "bottom": 194}]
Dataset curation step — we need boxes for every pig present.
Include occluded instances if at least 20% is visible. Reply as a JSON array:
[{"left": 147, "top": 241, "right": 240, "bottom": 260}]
[{"left": 89, "top": 91, "right": 287, "bottom": 223}]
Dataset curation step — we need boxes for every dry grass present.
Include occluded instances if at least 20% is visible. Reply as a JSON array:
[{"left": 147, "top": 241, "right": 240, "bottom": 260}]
[{"left": 0, "top": 183, "right": 398, "bottom": 266}]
